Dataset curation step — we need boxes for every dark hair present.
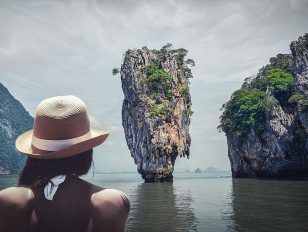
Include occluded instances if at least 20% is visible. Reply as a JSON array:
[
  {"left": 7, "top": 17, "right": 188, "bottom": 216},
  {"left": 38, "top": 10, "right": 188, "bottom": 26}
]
[{"left": 18, "top": 149, "right": 93, "bottom": 188}]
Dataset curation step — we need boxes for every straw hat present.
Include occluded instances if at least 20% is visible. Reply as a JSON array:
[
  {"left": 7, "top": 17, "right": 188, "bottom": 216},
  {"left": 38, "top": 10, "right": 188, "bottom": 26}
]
[{"left": 16, "top": 95, "right": 109, "bottom": 159}]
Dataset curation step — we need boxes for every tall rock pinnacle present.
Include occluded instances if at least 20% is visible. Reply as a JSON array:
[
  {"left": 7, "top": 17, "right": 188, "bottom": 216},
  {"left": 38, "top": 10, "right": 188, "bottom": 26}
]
[{"left": 119, "top": 44, "right": 194, "bottom": 182}]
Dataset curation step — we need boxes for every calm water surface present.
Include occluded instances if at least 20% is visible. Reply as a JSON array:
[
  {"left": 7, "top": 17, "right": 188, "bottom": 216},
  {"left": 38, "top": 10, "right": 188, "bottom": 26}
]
[{"left": 1, "top": 172, "right": 308, "bottom": 232}]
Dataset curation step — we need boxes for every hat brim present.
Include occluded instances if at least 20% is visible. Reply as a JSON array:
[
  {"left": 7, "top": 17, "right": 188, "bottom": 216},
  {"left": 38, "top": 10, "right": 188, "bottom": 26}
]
[{"left": 15, "top": 129, "right": 109, "bottom": 159}]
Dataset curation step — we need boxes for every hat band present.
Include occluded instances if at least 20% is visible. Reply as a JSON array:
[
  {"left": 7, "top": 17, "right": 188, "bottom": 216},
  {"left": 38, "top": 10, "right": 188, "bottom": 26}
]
[{"left": 31, "top": 131, "right": 92, "bottom": 151}]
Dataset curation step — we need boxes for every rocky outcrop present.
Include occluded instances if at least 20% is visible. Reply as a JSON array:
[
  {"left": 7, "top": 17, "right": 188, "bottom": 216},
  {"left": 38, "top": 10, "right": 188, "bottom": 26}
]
[
  {"left": 0, "top": 83, "right": 33, "bottom": 174},
  {"left": 291, "top": 35, "right": 308, "bottom": 137},
  {"left": 219, "top": 34, "right": 308, "bottom": 178},
  {"left": 119, "top": 45, "right": 193, "bottom": 182}
]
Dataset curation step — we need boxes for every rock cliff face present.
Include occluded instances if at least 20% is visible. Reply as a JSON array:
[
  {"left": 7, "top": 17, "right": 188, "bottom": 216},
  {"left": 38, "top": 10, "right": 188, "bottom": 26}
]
[
  {"left": 291, "top": 35, "right": 308, "bottom": 136},
  {"left": 120, "top": 45, "right": 193, "bottom": 182},
  {"left": 219, "top": 34, "right": 308, "bottom": 178},
  {"left": 0, "top": 83, "right": 33, "bottom": 174}
]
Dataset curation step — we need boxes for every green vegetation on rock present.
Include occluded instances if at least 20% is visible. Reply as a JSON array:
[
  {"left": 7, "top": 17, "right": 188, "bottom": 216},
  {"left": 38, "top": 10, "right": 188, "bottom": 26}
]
[
  {"left": 251, "top": 68, "right": 294, "bottom": 96},
  {"left": 186, "top": 105, "right": 194, "bottom": 117},
  {"left": 112, "top": 68, "right": 119, "bottom": 76},
  {"left": 145, "top": 63, "right": 171, "bottom": 83},
  {"left": 154, "top": 44, "right": 195, "bottom": 79},
  {"left": 179, "top": 85, "right": 190, "bottom": 98},
  {"left": 143, "top": 62, "right": 173, "bottom": 119},
  {"left": 148, "top": 103, "right": 169, "bottom": 117},
  {"left": 125, "top": 43, "right": 194, "bottom": 121},
  {"left": 145, "top": 63, "right": 173, "bottom": 99},
  {"left": 218, "top": 54, "right": 297, "bottom": 138},
  {"left": 218, "top": 88, "right": 266, "bottom": 137},
  {"left": 289, "top": 93, "right": 308, "bottom": 110},
  {"left": 267, "top": 68, "right": 294, "bottom": 93}
]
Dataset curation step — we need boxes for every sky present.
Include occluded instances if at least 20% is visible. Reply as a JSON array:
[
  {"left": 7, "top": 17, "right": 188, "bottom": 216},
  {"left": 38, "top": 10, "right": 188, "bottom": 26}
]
[{"left": 0, "top": 0, "right": 307, "bottom": 173}]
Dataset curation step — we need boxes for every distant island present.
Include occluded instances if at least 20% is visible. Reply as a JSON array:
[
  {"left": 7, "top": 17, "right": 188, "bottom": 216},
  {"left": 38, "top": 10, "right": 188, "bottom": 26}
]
[
  {"left": 117, "top": 44, "right": 194, "bottom": 182},
  {"left": 204, "top": 167, "right": 222, "bottom": 173},
  {"left": 218, "top": 34, "right": 308, "bottom": 178},
  {"left": 193, "top": 167, "right": 225, "bottom": 173}
]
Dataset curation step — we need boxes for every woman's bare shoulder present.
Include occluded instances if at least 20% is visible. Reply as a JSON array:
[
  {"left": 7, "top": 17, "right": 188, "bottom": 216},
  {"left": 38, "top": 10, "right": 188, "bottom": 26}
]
[
  {"left": 90, "top": 189, "right": 130, "bottom": 231},
  {"left": 91, "top": 188, "right": 130, "bottom": 211},
  {"left": 0, "top": 186, "right": 34, "bottom": 208},
  {"left": 76, "top": 178, "right": 130, "bottom": 211},
  {"left": 0, "top": 187, "right": 34, "bottom": 231}
]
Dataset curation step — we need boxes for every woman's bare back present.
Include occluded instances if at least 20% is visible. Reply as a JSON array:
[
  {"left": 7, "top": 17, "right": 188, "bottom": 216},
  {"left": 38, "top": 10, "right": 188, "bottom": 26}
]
[{"left": 0, "top": 176, "right": 130, "bottom": 232}]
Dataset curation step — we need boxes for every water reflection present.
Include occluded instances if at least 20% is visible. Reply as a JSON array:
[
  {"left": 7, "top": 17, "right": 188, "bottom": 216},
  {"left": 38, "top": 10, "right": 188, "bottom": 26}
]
[
  {"left": 126, "top": 182, "right": 197, "bottom": 232},
  {"left": 230, "top": 179, "right": 308, "bottom": 231}
]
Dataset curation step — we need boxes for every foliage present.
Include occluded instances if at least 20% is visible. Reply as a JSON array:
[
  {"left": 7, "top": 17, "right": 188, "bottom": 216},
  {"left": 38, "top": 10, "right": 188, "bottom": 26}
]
[
  {"left": 126, "top": 49, "right": 133, "bottom": 54},
  {"left": 253, "top": 54, "right": 293, "bottom": 80},
  {"left": 294, "top": 96, "right": 308, "bottom": 110},
  {"left": 186, "top": 105, "right": 194, "bottom": 117},
  {"left": 181, "top": 67, "right": 193, "bottom": 79},
  {"left": 250, "top": 68, "right": 294, "bottom": 94},
  {"left": 161, "top": 43, "right": 173, "bottom": 51},
  {"left": 144, "top": 63, "right": 173, "bottom": 101},
  {"left": 172, "top": 47, "right": 194, "bottom": 78},
  {"left": 148, "top": 102, "right": 169, "bottom": 118},
  {"left": 266, "top": 54, "right": 293, "bottom": 72},
  {"left": 159, "top": 43, "right": 195, "bottom": 79},
  {"left": 173, "top": 48, "right": 188, "bottom": 66},
  {"left": 288, "top": 93, "right": 306, "bottom": 103},
  {"left": 145, "top": 63, "right": 171, "bottom": 84},
  {"left": 164, "top": 88, "right": 173, "bottom": 99},
  {"left": 218, "top": 88, "right": 266, "bottom": 137},
  {"left": 150, "top": 92, "right": 161, "bottom": 101},
  {"left": 185, "top": 59, "right": 195, "bottom": 67},
  {"left": 218, "top": 54, "right": 297, "bottom": 138},
  {"left": 179, "top": 85, "right": 190, "bottom": 98},
  {"left": 289, "top": 93, "right": 308, "bottom": 109},
  {"left": 112, "top": 68, "right": 119, "bottom": 76},
  {"left": 266, "top": 68, "right": 294, "bottom": 93},
  {"left": 138, "top": 44, "right": 194, "bottom": 120},
  {"left": 250, "top": 54, "right": 293, "bottom": 91}
]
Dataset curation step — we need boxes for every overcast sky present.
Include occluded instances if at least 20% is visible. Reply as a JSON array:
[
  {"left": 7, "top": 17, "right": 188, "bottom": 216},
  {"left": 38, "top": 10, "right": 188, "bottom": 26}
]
[{"left": 0, "top": 0, "right": 307, "bottom": 173}]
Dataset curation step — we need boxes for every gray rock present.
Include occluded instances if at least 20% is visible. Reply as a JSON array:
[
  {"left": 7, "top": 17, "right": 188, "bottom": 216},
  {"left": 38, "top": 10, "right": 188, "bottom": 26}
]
[
  {"left": 224, "top": 34, "right": 308, "bottom": 178},
  {"left": 120, "top": 46, "right": 193, "bottom": 182},
  {"left": 0, "top": 83, "right": 33, "bottom": 174}
]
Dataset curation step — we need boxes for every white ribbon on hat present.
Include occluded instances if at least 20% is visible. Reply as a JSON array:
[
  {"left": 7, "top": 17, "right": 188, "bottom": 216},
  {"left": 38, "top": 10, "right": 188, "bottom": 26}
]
[
  {"left": 31, "top": 131, "right": 92, "bottom": 151},
  {"left": 44, "top": 175, "right": 66, "bottom": 201}
]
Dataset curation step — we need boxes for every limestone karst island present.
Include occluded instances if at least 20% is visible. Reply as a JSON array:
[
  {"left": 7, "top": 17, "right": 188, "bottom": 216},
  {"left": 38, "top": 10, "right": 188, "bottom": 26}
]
[
  {"left": 218, "top": 34, "right": 308, "bottom": 178},
  {"left": 117, "top": 44, "right": 194, "bottom": 182}
]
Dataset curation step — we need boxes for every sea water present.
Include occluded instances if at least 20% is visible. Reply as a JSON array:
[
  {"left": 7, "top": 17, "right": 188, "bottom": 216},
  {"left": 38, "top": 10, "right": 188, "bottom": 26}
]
[{"left": 1, "top": 172, "right": 308, "bottom": 232}]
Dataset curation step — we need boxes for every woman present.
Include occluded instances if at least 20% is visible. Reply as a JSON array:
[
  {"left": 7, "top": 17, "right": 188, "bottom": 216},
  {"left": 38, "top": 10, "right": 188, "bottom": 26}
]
[{"left": 0, "top": 95, "right": 130, "bottom": 232}]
